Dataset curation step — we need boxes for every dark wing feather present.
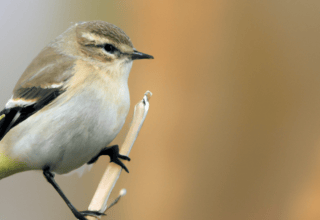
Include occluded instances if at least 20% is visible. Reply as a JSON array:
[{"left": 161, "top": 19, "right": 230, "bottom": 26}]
[
  {"left": 0, "top": 108, "right": 19, "bottom": 140},
  {"left": 0, "top": 87, "right": 65, "bottom": 141},
  {"left": 0, "top": 45, "right": 75, "bottom": 141}
]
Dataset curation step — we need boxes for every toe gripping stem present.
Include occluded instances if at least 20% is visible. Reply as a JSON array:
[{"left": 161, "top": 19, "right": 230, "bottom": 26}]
[{"left": 87, "top": 145, "right": 131, "bottom": 173}]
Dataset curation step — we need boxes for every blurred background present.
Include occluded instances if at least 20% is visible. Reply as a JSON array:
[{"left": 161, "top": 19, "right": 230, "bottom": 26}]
[{"left": 0, "top": 0, "right": 320, "bottom": 219}]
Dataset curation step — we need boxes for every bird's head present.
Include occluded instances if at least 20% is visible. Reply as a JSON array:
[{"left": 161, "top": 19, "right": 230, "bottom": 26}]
[{"left": 74, "top": 21, "right": 153, "bottom": 64}]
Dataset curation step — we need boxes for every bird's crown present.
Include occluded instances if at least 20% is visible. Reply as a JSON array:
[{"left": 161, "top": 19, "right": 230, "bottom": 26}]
[
  {"left": 52, "top": 20, "right": 153, "bottom": 63},
  {"left": 76, "top": 21, "right": 133, "bottom": 48}
]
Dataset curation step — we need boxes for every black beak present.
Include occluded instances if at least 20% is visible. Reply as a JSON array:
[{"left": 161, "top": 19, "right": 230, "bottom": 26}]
[{"left": 131, "top": 50, "right": 154, "bottom": 60}]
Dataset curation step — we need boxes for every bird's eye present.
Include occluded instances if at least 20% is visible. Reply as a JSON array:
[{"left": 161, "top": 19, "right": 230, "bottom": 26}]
[{"left": 103, "top": 44, "right": 117, "bottom": 53}]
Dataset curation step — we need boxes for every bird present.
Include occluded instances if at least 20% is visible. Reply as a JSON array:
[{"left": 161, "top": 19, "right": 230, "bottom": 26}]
[{"left": 0, "top": 20, "right": 153, "bottom": 219}]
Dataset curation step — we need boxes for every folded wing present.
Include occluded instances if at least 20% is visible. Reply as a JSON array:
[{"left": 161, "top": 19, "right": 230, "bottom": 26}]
[{"left": 0, "top": 46, "right": 76, "bottom": 141}]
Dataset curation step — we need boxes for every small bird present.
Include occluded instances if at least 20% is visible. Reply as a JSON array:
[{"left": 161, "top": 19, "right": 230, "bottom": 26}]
[{"left": 0, "top": 21, "right": 153, "bottom": 219}]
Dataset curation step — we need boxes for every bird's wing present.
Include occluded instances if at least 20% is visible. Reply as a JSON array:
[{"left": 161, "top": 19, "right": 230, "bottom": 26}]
[{"left": 0, "top": 46, "right": 76, "bottom": 140}]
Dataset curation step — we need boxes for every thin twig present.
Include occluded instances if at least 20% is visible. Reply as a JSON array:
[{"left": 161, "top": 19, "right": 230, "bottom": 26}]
[
  {"left": 106, "top": 188, "right": 127, "bottom": 211},
  {"left": 86, "top": 91, "right": 152, "bottom": 219}
]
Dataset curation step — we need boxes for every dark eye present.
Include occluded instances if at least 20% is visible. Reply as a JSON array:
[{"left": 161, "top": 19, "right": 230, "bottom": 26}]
[{"left": 103, "top": 44, "right": 117, "bottom": 53}]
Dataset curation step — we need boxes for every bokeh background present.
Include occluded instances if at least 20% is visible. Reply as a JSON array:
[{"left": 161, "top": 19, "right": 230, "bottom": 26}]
[{"left": 0, "top": 0, "right": 320, "bottom": 219}]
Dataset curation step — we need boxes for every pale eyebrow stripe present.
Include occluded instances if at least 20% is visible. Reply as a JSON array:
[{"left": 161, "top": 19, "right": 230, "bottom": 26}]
[{"left": 81, "top": 32, "right": 96, "bottom": 41}]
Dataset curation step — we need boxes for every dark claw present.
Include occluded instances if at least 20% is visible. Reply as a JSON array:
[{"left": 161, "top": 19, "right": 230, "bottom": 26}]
[
  {"left": 87, "top": 145, "right": 130, "bottom": 173},
  {"left": 74, "top": 213, "right": 87, "bottom": 220},
  {"left": 80, "top": 210, "right": 106, "bottom": 217},
  {"left": 117, "top": 154, "right": 131, "bottom": 161},
  {"left": 111, "top": 157, "right": 129, "bottom": 173}
]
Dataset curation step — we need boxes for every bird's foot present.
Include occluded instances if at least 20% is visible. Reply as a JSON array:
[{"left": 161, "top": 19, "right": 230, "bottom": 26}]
[
  {"left": 79, "top": 210, "right": 106, "bottom": 218},
  {"left": 87, "top": 145, "right": 130, "bottom": 173},
  {"left": 43, "top": 168, "right": 106, "bottom": 220},
  {"left": 108, "top": 145, "right": 131, "bottom": 173}
]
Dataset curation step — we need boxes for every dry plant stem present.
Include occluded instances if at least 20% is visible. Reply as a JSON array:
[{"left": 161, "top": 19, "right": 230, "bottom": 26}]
[{"left": 86, "top": 91, "right": 152, "bottom": 220}]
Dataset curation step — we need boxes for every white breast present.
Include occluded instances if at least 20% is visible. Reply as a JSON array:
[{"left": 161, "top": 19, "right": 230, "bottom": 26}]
[{"left": 5, "top": 78, "right": 130, "bottom": 174}]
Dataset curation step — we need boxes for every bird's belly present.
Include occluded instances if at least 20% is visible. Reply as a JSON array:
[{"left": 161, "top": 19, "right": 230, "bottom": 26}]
[{"left": 5, "top": 87, "right": 129, "bottom": 174}]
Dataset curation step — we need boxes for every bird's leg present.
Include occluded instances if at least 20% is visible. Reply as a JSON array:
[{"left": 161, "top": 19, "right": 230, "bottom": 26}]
[
  {"left": 43, "top": 168, "right": 105, "bottom": 220},
  {"left": 87, "top": 145, "right": 131, "bottom": 173}
]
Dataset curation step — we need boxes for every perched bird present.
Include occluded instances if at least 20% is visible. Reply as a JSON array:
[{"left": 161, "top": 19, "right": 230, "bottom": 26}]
[{"left": 0, "top": 21, "right": 153, "bottom": 219}]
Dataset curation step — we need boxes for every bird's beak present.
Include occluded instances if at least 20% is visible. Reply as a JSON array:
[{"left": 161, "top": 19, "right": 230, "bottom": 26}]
[{"left": 131, "top": 50, "right": 154, "bottom": 60}]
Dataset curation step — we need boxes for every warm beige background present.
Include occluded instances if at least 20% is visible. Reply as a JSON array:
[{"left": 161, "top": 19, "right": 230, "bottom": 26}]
[{"left": 0, "top": 1, "right": 320, "bottom": 220}]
